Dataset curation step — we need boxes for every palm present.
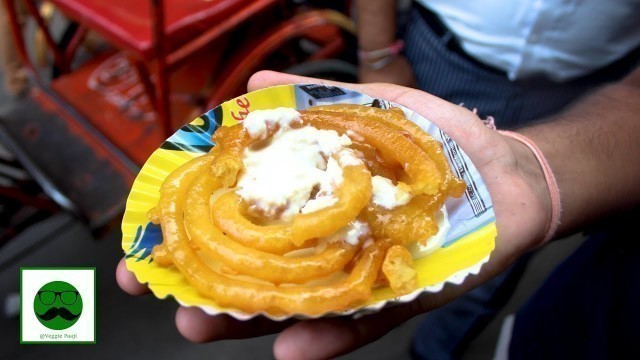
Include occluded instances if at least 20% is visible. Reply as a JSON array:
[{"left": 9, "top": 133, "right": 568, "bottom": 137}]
[
  {"left": 116, "top": 71, "right": 551, "bottom": 360},
  {"left": 326, "top": 77, "right": 551, "bottom": 320}
]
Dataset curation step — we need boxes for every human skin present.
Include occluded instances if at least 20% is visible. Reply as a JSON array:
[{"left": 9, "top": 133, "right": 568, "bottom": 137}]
[
  {"left": 355, "top": 0, "right": 416, "bottom": 87},
  {"left": 116, "top": 67, "right": 640, "bottom": 360}
]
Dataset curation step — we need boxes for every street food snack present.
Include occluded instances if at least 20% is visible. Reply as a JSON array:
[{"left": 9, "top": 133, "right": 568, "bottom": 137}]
[
  {"left": 121, "top": 84, "right": 497, "bottom": 321},
  {"left": 147, "top": 104, "right": 466, "bottom": 315}
]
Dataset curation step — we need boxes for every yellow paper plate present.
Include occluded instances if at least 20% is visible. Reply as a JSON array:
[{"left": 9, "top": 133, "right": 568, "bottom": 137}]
[{"left": 121, "top": 84, "right": 497, "bottom": 320}]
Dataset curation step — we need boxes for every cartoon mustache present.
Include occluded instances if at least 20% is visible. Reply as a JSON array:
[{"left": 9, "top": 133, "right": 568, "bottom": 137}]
[{"left": 36, "top": 307, "right": 81, "bottom": 321}]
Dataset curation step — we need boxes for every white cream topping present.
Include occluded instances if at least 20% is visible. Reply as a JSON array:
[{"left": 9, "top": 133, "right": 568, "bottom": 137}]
[
  {"left": 322, "top": 220, "right": 371, "bottom": 246},
  {"left": 237, "top": 110, "right": 361, "bottom": 221},
  {"left": 235, "top": 107, "right": 427, "bottom": 249},
  {"left": 300, "top": 196, "right": 338, "bottom": 214},
  {"left": 371, "top": 175, "right": 412, "bottom": 209},
  {"left": 300, "top": 155, "right": 343, "bottom": 215},
  {"left": 242, "top": 107, "right": 302, "bottom": 139},
  {"left": 407, "top": 205, "right": 450, "bottom": 258},
  {"left": 345, "top": 129, "right": 364, "bottom": 142},
  {"left": 337, "top": 150, "right": 363, "bottom": 167}
]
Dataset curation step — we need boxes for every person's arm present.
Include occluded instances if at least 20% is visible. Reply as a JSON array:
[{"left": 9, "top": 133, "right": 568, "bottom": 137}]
[
  {"left": 116, "top": 69, "right": 640, "bottom": 360},
  {"left": 355, "top": 0, "right": 416, "bottom": 86},
  {"left": 521, "top": 68, "right": 640, "bottom": 236},
  {"left": 356, "top": 0, "right": 398, "bottom": 53}
]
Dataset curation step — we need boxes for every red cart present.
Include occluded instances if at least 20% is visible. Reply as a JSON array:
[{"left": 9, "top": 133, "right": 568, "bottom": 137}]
[{"left": 1, "top": 0, "right": 356, "bottom": 233}]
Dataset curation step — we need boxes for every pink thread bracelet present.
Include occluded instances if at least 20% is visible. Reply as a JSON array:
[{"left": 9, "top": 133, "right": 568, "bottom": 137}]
[
  {"left": 358, "top": 40, "right": 405, "bottom": 70},
  {"left": 498, "top": 130, "right": 562, "bottom": 243}
]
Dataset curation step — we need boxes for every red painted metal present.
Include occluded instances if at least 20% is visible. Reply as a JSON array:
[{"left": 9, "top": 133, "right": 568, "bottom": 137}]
[
  {"left": 47, "top": 0, "right": 268, "bottom": 59},
  {"left": 4, "top": 0, "right": 355, "bottom": 164},
  {"left": 207, "top": 9, "right": 354, "bottom": 108},
  {"left": 30, "top": 88, "right": 138, "bottom": 183},
  {"left": 2, "top": 0, "right": 356, "bottom": 236},
  {"left": 308, "top": 34, "right": 345, "bottom": 62},
  {"left": 165, "top": 0, "right": 278, "bottom": 70},
  {"left": 44, "top": 0, "right": 279, "bottom": 136},
  {"left": 130, "top": 57, "right": 158, "bottom": 112},
  {"left": 51, "top": 52, "right": 166, "bottom": 165},
  {"left": 22, "top": 0, "right": 66, "bottom": 69},
  {"left": 49, "top": 50, "right": 214, "bottom": 165},
  {"left": 63, "top": 24, "right": 88, "bottom": 74},
  {"left": 3, "top": 0, "right": 39, "bottom": 79},
  {"left": 150, "top": 0, "right": 171, "bottom": 136}
]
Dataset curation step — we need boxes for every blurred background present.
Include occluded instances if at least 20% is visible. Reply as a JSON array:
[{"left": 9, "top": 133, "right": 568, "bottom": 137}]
[{"left": 0, "top": 0, "right": 584, "bottom": 358}]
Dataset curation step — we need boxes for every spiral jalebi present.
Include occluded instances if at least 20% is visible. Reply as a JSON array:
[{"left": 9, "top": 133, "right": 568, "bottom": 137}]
[{"left": 150, "top": 104, "right": 465, "bottom": 315}]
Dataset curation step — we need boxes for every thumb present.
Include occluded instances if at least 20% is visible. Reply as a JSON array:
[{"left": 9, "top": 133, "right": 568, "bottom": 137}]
[{"left": 247, "top": 70, "right": 497, "bottom": 163}]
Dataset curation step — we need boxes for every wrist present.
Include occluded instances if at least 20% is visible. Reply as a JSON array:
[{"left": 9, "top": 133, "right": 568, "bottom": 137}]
[
  {"left": 358, "top": 40, "right": 405, "bottom": 70},
  {"left": 500, "top": 131, "right": 561, "bottom": 244}
]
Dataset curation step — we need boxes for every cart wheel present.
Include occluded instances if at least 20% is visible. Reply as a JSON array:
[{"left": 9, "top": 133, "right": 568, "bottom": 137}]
[{"left": 284, "top": 59, "right": 358, "bottom": 83}]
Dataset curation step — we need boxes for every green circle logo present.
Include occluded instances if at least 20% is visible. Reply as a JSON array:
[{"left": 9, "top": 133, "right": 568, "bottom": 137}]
[{"left": 33, "top": 281, "right": 83, "bottom": 330}]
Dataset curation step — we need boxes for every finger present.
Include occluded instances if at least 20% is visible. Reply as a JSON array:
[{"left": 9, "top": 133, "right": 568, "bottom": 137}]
[
  {"left": 247, "top": 71, "right": 412, "bottom": 107},
  {"left": 175, "top": 306, "right": 295, "bottom": 343},
  {"left": 273, "top": 300, "right": 431, "bottom": 360},
  {"left": 247, "top": 70, "right": 447, "bottom": 118},
  {"left": 116, "top": 258, "right": 150, "bottom": 296},
  {"left": 247, "top": 70, "right": 368, "bottom": 93}
]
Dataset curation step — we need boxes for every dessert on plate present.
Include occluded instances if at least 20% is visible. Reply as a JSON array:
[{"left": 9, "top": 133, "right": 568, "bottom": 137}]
[{"left": 147, "top": 104, "right": 465, "bottom": 316}]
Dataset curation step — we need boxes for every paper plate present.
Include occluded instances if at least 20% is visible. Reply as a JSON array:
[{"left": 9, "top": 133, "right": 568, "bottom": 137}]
[{"left": 121, "top": 84, "right": 496, "bottom": 321}]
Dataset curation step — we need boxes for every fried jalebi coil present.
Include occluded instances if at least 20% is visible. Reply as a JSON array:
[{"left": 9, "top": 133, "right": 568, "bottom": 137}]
[
  {"left": 149, "top": 104, "right": 466, "bottom": 315},
  {"left": 158, "top": 154, "right": 389, "bottom": 315},
  {"left": 184, "top": 171, "right": 358, "bottom": 284},
  {"left": 307, "top": 105, "right": 465, "bottom": 248},
  {"left": 212, "top": 163, "right": 373, "bottom": 247},
  {"left": 307, "top": 104, "right": 466, "bottom": 196},
  {"left": 350, "top": 140, "right": 399, "bottom": 180},
  {"left": 210, "top": 125, "right": 249, "bottom": 187},
  {"left": 362, "top": 193, "right": 446, "bottom": 246},
  {"left": 153, "top": 155, "right": 215, "bottom": 267},
  {"left": 147, "top": 207, "right": 161, "bottom": 224},
  {"left": 150, "top": 244, "right": 173, "bottom": 266},
  {"left": 301, "top": 110, "right": 443, "bottom": 195},
  {"left": 149, "top": 207, "right": 174, "bottom": 265},
  {"left": 382, "top": 245, "right": 418, "bottom": 295}
]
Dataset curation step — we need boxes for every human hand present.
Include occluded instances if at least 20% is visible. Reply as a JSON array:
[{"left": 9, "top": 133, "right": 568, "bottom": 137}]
[
  {"left": 116, "top": 70, "right": 552, "bottom": 359},
  {"left": 359, "top": 55, "right": 417, "bottom": 88}
]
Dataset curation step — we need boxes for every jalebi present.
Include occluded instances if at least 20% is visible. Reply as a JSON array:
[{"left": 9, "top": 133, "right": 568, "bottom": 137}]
[{"left": 149, "top": 104, "right": 465, "bottom": 315}]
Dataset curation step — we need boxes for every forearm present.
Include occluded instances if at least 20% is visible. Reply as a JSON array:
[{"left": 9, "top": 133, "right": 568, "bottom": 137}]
[
  {"left": 521, "top": 68, "right": 640, "bottom": 236},
  {"left": 355, "top": 0, "right": 398, "bottom": 51}
]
